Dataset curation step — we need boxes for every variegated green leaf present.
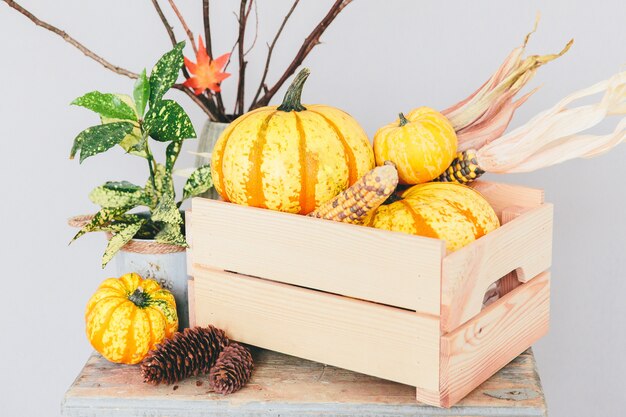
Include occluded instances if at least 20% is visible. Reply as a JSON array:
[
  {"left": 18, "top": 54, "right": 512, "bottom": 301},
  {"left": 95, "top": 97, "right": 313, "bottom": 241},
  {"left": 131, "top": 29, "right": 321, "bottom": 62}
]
[
  {"left": 144, "top": 100, "right": 196, "bottom": 142},
  {"left": 70, "top": 206, "right": 131, "bottom": 243},
  {"left": 134, "top": 69, "right": 150, "bottom": 118},
  {"left": 182, "top": 164, "right": 213, "bottom": 200},
  {"left": 100, "top": 95, "right": 146, "bottom": 159},
  {"left": 89, "top": 181, "right": 147, "bottom": 208},
  {"left": 149, "top": 42, "right": 184, "bottom": 106},
  {"left": 145, "top": 163, "right": 167, "bottom": 207},
  {"left": 71, "top": 122, "right": 135, "bottom": 163},
  {"left": 152, "top": 194, "right": 183, "bottom": 225},
  {"left": 155, "top": 222, "right": 188, "bottom": 247},
  {"left": 101, "top": 220, "right": 145, "bottom": 268},
  {"left": 72, "top": 91, "right": 137, "bottom": 121}
]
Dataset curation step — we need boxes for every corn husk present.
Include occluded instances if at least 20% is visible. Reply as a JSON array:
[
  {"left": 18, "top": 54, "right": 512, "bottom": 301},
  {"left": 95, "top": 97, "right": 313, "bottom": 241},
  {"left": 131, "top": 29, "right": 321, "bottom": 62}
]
[
  {"left": 476, "top": 71, "right": 626, "bottom": 173},
  {"left": 442, "top": 16, "right": 573, "bottom": 152}
]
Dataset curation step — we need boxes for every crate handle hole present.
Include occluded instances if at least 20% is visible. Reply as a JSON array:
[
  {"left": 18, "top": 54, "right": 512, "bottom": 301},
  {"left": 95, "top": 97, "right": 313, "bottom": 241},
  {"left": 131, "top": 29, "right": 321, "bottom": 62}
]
[{"left": 482, "top": 268, "right": 524, "bottom": 308}]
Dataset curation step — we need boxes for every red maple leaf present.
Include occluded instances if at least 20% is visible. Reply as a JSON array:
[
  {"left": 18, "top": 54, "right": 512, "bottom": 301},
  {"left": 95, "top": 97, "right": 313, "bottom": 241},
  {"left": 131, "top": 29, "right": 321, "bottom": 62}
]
[{"left": 183, "top": 36, "right": 231, "bottom": 95}]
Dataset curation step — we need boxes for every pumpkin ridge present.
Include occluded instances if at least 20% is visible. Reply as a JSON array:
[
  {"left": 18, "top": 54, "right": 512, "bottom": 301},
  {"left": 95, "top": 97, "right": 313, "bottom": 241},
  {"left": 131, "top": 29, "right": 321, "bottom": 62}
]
[
  {"left": 215, "top": 111, "right": 260, "bottom": 202},
  {"left": 447, "top": 199, "right": 487, "bottom": 238},
  {"left": 308, "top": 109, "right": 357, "bottom": 186},
  {"left": 245, "top": 111, "right": 277, "bottom": 208},
  {"left": 86, "top": 295, "right": 121, "bottom": 319},
  {"left": 143, "top": 308, "right": 154, "bottom": 350},
  {"left": 123, "top": 307, "right": 138, "bottom": 364},
  {"left": 89, "top": 298, "right": 128, "bottom": 352},
  {"left": 294, "top": 113, "right": 317, "bottom": 214},
  {"left": 399, "top": 199, "right": 439, "bottom": 239}
]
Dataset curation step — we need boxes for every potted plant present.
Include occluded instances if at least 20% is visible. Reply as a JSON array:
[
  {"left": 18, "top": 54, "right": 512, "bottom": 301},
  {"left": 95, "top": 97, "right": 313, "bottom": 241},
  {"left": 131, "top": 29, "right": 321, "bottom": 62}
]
[{"left": 68, "top": 42, "right": 213, "bottom": 329}]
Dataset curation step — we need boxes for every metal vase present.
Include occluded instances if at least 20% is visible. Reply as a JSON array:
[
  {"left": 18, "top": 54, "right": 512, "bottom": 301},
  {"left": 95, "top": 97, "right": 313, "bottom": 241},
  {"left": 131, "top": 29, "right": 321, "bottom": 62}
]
[
  {"left": 115, "top": 246, "right": 189, "bottom": 329},
  {"left": 195, "top": 120, "right": 230, "bottom": 200}
]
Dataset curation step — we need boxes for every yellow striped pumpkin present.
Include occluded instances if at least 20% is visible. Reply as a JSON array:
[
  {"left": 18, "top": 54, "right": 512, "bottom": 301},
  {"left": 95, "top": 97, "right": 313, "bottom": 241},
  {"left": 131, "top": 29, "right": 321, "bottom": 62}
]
[
  {"left": 365, "top": 183, "right": 499, "bottom": 251},
  {"left": 85, "top": 273, "right": 178, "bottom": 364},
  {"left": 373, "top": 107, "right": 457, "bottom": 184},
  {"left": 211, "top": 68, "right": 375, "bottom": 214}
]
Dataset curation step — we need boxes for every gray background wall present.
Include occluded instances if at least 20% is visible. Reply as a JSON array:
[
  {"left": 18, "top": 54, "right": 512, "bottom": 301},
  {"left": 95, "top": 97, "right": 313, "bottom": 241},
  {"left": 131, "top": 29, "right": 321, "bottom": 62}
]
[{"left": 1, "top": 1, "right": 624, "bottom": 416}]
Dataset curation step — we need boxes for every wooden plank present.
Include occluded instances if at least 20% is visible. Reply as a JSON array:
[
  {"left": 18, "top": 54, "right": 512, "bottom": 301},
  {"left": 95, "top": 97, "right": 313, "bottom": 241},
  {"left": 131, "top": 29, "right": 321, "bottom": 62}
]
[
  {"left": 471, "top": 181, "right": 545, "bottom": 218},
  {"left": 190, "top": 198, "right": 445, "bottom": 314},
  {"left": 497, "top": 206, "right": 533, "bottom": 297},
  {"left": 435, "top": 272, "right": 550, "bottom": 408},
  {"left": 192, "top": 266, "right": 440, "bottom": 390},
  {"left": 441, "top": 204, "right": 553, "bottom": 333},
  {"left": 62, "top": 349, "right": 547, "bottom": 417},
  {"left": 187, "top": 279, "right": 196, "bottom": 328}
]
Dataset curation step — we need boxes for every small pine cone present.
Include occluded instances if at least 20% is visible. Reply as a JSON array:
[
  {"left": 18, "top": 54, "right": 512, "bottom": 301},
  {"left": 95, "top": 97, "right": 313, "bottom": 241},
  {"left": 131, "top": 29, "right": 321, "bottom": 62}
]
[
  {"left": 141, "top": 326, "right": 229, "bottom": 385},
  {"left": 209, "top": 343, "right": 254, "bottom": 395}
]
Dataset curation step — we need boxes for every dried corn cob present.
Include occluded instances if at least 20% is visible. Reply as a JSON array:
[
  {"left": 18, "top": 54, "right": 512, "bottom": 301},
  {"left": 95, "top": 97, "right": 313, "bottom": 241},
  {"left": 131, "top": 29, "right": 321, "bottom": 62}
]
[
  {"left": 433, "top": 150, "right": 485, "bottom": 184},
  {"left": 308, "top": 163, "right": 399, "bottom": 224}
]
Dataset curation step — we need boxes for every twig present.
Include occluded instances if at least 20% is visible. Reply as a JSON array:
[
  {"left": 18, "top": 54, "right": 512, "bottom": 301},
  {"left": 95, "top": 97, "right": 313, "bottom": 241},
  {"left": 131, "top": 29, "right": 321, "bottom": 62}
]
[
  {"left": 251, "top": 0, "right": 300, "bottom": 107},
  {"left": 172, "top": 84, "right": 217, "bottom": 120},
  {"left": 203, "top": 0, "right": 226, "bottom": 118},
  {"left": 150, "top": 0, "right": 176, "bottom": 47},
  {"left": 244, "top": 0, "right": 259, "bottom": 56},
  {"left": 234, "top": 0, "right": 254, "bottom": 115},
  {"left": 251, "top": 0, "right": 353, "bottom": 109},
  {"left": 4, "top": 0, "right": 138, "bottom": 79},
  {"left": 167, "top": 0, "right": 197, "bottom": 55}
]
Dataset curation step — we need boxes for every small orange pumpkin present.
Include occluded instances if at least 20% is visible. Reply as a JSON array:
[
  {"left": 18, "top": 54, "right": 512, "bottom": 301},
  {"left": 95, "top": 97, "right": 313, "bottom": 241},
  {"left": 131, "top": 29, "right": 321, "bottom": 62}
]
[
  {"left": 373, "top": 107, "right": 457, "bottom": 184},
  {"left": 85, "top": 273, "right": 178, "bottom": 364},
  {"left": 365, "top": 182, "right": 499, "bottom": 251},
  {"left": 211, "top": 68, "right": 375, "bottom": 214}
]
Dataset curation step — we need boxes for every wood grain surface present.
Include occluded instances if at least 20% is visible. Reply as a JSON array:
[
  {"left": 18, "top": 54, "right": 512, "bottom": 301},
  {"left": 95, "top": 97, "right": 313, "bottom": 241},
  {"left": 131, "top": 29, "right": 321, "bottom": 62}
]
[{"left": 62, "top": 348, "right": 547, "bottom": 417}]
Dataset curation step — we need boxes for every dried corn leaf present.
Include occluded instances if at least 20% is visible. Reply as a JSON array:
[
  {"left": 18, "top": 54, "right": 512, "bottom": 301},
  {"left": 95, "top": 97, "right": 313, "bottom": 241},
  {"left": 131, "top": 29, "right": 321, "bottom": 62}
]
[{"left": 476, "top": 71, "right": 626, "bottom": 173}]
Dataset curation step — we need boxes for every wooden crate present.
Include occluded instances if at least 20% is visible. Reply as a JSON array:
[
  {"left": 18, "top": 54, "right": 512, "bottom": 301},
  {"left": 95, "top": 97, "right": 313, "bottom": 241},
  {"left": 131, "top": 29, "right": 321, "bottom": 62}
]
[{"left": 186, "top": 181, "right": 553, "bottom": 408}]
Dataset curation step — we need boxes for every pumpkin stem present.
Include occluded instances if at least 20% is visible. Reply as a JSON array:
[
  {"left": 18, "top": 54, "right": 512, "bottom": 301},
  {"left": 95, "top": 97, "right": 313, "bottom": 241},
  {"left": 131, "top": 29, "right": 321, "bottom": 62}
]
[
  {"left": 398, "top": 113, "right": 409, "bottom": 127},
  {"left": 277, "top": 68, "right": 310, "bottom": 112},
  {"left": 128, "top": 287, "right": 150, "bottom": 308}
]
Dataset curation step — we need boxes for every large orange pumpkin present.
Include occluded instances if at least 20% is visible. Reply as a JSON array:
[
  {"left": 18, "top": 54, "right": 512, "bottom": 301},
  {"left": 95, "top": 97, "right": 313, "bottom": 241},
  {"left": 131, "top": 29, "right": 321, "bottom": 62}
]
[
  {"left": 211, "top": 68, "right": 375, "bottom": 214},
  {"left": 85, "top": 273, "right": 178, "bottom": 364},
  {"left": 365, "top": 182, "right": 499, "bottom": 251},
  {"left": 373, "top": 107, "right": 457, "bottom": 184}
]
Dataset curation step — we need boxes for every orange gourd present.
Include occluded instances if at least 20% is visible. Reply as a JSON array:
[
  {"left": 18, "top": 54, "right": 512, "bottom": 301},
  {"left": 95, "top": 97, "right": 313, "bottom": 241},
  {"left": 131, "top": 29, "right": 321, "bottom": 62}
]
[
  {"left": 365, "top": 182, "right": 499, "bottom": 251},
  {"left": 373, "top": 107, "right": 457, "bottom": 184},
  {"left": 211, "top": 68, "right": 375, "bottom": 214},
  {"left": 85, "top": 273, "right": 178, "bottom": 364}
]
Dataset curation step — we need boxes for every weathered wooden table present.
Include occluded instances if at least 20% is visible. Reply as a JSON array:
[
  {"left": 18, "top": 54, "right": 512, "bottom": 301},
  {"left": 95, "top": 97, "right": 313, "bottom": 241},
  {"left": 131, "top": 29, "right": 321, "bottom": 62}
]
[{"left": 62, "top": 348, "right": 547, "bottom": 417}]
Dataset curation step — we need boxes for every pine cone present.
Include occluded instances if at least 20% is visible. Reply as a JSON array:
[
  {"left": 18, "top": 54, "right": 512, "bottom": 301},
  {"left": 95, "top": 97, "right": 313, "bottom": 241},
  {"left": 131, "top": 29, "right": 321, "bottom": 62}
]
[
  {"left": 209, "top": 343, "right": 254, "bottom": 395},
  {"left": 141, "top": 326, "right": 229, "bottom": 385}
]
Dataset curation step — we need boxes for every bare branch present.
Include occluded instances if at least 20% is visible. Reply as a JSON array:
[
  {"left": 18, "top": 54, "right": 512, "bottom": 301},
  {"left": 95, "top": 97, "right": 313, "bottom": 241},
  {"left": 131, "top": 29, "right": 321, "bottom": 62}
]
[
  {"left": 150, "top": 0, "right": 176, "bottom": 47},
  {"left": 250, "top": 0, "right": 300, "bottom": 107},
  {"left": 251, "top": 0, "right": 353, "bottom": 109},
  {"left": 244, "top": 0, "right": 259, "bottom": 56},
  {"left": 172, "top": 84, "right": 218, "bottom": 120},
  {"left": 4, "top": 0, "right": 138, "bottom": 79},
  {"left": 202, "top": 0, "right": 213, "bottom": 57},
  {"left": 167, "top": 0, "right": 197, "bottom": 54},
  {"left": 234, "top": 0, "right": 254, "bottom": 115}
]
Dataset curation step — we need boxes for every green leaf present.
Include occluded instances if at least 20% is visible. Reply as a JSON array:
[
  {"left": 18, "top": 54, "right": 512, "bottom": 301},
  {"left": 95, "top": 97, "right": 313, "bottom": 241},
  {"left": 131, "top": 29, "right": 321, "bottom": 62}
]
[
  {"left": 155, "top": 222, "right": 188, "bottom": 247},
  {"left": 144, "top": 99, "right": 196, "bottom": 142},
  {"left": 152, "top": 194, "right": 184, "bottom": 225},
  {"left": 89, "top": 181, "right": 147, "bottom": 208},
  {"left": 149, "top": 42, "right": 184, "bottom": 105},
  {"left": 182, "top": 164, "right": 213, "bottom": 200},
  {"left": 71, "top": 122, "right": 135, "bottom": 163},
  {"left": 70, "top": 206, "right": 131, "bottom": 243},
  {"left": 72, "top": 91, "right": 137, "bottom": 121},
  {"left": 145, "top": 163, "right": 167, "bottom": 207},
  {"left": 101, "top": 94, "right": 146, "bottom": 158},
  {"left": 134, "top": 69, "right": 150, "bottom": 118},
  {"left": 101, "top": 220, "right": 145, "bottom": 268}
]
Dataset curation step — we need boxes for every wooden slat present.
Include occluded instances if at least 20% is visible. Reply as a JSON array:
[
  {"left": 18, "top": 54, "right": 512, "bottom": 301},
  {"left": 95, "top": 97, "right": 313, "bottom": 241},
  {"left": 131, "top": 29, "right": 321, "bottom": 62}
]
[
  {"left": 497, "top": 206, "right": 533, "bottom": 297},
  {"left": 193, "top": 266, "right": 440, "bottom": 390},
  {"left": 62, "top": 349, "right": 547, "bottom": 417},
  {"left": 471, "top": 181, "right": 545, "bottom": 218},
  {"left": 190, "top": 198, "right": 445, "bottom": 314},
  {"left": 435, "top": 272, "right": 550, "bottom": 408},
  {"left": 441, "top": 204, "right": 553, "bottom": 333},
  {"left": 187, "top": 279, "right": 196, "bottom": 328}
]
